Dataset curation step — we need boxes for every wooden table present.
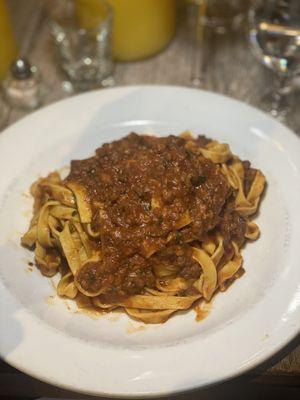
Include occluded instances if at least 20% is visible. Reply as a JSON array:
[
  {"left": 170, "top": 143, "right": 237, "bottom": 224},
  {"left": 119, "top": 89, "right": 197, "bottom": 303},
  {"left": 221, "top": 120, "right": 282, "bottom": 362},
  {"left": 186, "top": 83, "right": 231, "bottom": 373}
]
[{"left": 1, "top": 1, "right": 299, "bottom": 398}]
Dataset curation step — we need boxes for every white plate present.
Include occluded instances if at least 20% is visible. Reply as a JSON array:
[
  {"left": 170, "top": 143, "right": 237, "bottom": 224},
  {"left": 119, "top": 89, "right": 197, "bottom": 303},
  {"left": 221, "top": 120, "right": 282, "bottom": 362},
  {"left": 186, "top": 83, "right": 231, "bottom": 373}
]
[{"left": 0, "top": 86, "right": 300, "bottom": 397}]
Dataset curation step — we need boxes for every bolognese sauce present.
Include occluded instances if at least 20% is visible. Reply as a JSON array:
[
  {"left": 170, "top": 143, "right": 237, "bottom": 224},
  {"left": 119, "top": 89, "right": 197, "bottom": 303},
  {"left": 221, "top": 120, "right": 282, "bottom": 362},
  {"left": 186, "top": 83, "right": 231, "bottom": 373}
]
[{"left": 67, "top": 133, "right": 248, "bottom": 302}]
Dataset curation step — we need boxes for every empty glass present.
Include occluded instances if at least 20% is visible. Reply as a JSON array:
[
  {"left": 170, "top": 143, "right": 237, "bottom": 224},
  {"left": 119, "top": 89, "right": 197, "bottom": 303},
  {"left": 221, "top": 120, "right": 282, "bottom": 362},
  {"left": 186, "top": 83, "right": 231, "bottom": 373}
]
[
  {"left": 249, "top": 0, "right": 300, "bottom": 119},
  {"left": 188, "top": 0, "right": 248, "bottom": 35},
  {"left": 49, "top": 0, "right": 114, "bottom": 91},
  {"left": 188, "top": 0, "right": 249, "bottom": 88}
]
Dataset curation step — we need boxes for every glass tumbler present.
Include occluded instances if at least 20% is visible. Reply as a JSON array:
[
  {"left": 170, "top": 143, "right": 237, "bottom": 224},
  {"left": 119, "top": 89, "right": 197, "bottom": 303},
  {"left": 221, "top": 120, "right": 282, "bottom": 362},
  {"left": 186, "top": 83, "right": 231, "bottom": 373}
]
[
  {"left": 49, "top": 0, "right": 114, "bottom": 91},
  {"left": 190, "top": 0, "right": 249, "bottom": 34}
]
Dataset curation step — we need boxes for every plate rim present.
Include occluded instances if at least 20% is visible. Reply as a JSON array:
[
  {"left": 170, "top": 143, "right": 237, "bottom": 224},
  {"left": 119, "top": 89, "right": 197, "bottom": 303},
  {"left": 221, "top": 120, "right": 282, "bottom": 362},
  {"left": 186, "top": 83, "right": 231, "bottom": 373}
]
[{"left": 1, "top": 83, "right": 300, "bottom": 145}]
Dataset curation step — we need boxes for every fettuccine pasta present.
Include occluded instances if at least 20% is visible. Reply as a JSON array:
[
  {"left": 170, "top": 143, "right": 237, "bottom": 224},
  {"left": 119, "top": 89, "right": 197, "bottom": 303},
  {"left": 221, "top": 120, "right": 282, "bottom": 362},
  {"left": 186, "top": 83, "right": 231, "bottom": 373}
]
[{"left": 22, "top": 132, "right": 266, "bottom": 323}]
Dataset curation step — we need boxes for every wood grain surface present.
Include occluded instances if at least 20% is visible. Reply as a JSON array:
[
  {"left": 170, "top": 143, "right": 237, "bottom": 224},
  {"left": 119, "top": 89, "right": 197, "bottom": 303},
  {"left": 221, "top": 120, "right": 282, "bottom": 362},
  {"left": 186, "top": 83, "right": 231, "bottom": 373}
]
[{"left": 1, "top": 0, "right": 299, "bottom": 397}]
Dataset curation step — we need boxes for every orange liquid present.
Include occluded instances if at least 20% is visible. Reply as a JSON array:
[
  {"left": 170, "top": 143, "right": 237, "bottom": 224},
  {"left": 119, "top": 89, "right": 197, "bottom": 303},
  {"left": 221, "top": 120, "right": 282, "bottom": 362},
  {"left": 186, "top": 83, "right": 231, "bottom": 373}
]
[
  {"left": 76, "top": 0, "right": 177, "bottom": 61},
  {"left": 0, "top": 0, "right": 17, "bottom": 80}
]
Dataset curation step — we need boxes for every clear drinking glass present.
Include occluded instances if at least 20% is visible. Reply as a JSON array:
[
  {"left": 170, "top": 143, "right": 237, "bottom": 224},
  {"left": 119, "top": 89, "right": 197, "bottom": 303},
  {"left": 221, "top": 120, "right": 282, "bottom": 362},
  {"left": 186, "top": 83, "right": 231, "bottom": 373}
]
[
  {"left": 248, "top": 0, "right": 300, "bottom": 119},
  {"left": 189, "top": 0, "right": 248, "bottom": 35},
  {"left": 188, "top": 0, "right": 249, "bottom": 88},
  {"left": 48, "top": 0, "right": 114, "bottom": 91}
]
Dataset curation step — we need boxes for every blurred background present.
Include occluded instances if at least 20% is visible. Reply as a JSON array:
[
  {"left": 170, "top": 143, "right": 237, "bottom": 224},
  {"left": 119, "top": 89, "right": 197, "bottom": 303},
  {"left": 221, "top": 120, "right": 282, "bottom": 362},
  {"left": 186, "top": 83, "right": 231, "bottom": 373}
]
[
  {"left": 0, "top": 0, "right": 300, "bottom": 130},
  {"left": 0, "top": 0, "right": 300, "bottom": 399}
]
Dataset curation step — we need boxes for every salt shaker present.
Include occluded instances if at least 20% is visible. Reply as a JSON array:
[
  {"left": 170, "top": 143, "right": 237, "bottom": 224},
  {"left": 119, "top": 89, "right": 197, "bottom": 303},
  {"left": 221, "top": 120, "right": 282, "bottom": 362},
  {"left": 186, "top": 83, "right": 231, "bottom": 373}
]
[{"left": 2, "top": 58, "right": 44, "bottom": 110}]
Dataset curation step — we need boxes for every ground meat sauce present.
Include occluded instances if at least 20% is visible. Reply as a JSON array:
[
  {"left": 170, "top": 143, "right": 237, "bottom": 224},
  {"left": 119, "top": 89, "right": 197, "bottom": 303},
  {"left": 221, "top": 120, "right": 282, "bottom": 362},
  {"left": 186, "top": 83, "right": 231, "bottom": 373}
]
[
  {"left": 218, "top": 200, "right": 246, "bottom": 247},
  {"left": 66, "top": 133, "right": 243, "bottom": 303}
]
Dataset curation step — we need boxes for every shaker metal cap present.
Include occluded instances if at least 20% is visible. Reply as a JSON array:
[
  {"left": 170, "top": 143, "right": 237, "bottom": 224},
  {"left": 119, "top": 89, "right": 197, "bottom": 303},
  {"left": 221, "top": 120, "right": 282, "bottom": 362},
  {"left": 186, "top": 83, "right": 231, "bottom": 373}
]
[{"left": 10, "top": 58, "right": 32, "bottom": 80}]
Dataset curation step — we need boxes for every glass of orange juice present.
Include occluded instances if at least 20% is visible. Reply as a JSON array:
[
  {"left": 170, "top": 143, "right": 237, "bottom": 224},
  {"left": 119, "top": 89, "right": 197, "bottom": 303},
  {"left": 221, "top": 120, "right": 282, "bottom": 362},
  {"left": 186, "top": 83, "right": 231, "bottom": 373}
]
[
  {"left": 76, "top": 0, "right": 177, "bottom": 61},
  {"left": 0, "top": 0, "right": 17, "bottom": 81}
]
